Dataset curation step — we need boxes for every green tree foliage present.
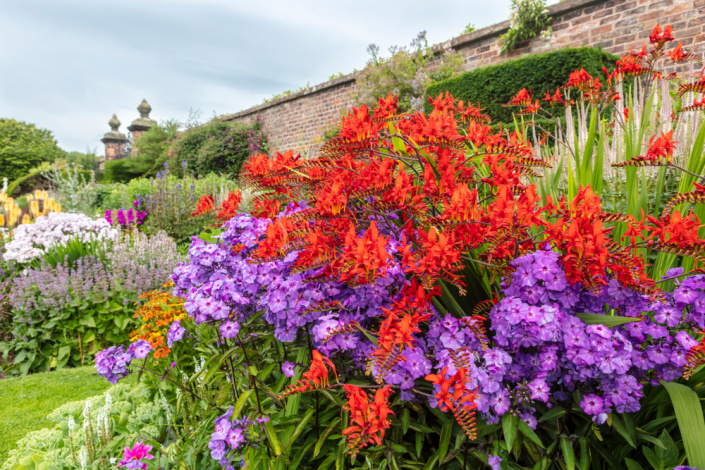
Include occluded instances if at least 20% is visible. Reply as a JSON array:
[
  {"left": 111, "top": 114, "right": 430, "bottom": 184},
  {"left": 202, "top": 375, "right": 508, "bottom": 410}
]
[
  {"left": 64, "top": 150, "right": 101, "bottom": 171},
  {"left": 170, "top": 119, "right": 267, "bottom": 177},
  {"left": 355, "top": 31, "right": 463, "bottom": 113},
  {"left": 425, "top": 47, "right": 617, "bottom": 126},
  {"left": 123, "top": 120, "right": 181, "bottom": 176},
  {"left": 0, "top": 119, "right": 65, "bottom": 182}
]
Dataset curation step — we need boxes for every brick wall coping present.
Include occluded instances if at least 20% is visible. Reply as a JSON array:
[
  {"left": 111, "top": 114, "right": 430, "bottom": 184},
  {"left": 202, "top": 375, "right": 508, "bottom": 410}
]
[{"left": 220, "top": 0, "right": 607, "bottom": 122}]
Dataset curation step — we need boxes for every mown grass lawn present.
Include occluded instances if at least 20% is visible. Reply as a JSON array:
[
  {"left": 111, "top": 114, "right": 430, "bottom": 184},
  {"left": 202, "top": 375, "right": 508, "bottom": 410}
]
[{"left": 0, "top": 366, "right": 112, "bottom": 463}]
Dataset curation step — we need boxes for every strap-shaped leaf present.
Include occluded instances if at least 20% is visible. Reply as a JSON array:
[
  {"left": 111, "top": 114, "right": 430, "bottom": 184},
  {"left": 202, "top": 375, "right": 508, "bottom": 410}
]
[
  {"left": 660, "top": 380, "right": 705, "bottom": 468},
  {"left": 575, "top": 313, "right": 642, "bottom": 327}
]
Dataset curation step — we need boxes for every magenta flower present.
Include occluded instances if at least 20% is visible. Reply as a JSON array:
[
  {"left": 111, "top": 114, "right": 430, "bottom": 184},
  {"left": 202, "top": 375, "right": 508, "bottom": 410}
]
[{"left": 119, "top": 441, "right": 154, "bottom": 470}]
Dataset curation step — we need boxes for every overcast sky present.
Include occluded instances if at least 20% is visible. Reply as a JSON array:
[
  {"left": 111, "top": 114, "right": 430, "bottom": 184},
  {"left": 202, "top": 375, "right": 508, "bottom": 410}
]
[{"left": 1, "top": 0, "right": 518, "bottom": 156}]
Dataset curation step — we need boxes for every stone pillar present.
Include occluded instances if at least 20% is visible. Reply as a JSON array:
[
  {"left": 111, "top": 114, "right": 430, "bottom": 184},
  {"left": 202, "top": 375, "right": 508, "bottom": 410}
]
[
  {"left": 127, "top": 99, "right": 156, "bottom": 154},
  {"left": 101, "top": 114, "right": 128, "bottom": 164}
]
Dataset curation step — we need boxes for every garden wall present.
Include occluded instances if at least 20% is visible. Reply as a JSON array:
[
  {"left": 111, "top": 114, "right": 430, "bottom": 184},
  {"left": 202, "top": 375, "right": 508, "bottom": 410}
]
[{"left": 220, "top": 0, "right": 705, "bottom": 156}]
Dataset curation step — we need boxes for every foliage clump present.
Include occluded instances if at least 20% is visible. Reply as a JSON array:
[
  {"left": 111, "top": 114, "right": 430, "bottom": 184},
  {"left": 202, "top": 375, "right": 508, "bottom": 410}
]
[
  {"left": 501, "top": 0, "right": 552, "bottom": 54},
  {"left": 355, "top": 31, "right": 462, "bottom": 112},
  {"left": 0, "top": 119, "right": 65, "bottom": 182}
]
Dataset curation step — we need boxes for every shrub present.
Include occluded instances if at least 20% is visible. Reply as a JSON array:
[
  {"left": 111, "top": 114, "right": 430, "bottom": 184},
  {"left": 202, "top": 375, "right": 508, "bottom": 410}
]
[
  {"left": 104, "top": 159, "right": 143, "bottom": 184},
  {"left": 0, "top": 119, "right": 65, "bottom": 182},
  {"left": 425, "top": 47, "right": 617, "bottom": 126},
  {"left": 501, "top": 0, "right": 552, "bottom": 54},
  {"left": 170, "top": 119, "right": 267, "bottom": 178},
  {"left": 355, "top": 31, "right": 462, "bottom": 112},
  {"left": 1, "top": 230, "right": 179, "bottom": 374},
  {"left": 123, "top": 120, "right": 181, "bottom": 177}
]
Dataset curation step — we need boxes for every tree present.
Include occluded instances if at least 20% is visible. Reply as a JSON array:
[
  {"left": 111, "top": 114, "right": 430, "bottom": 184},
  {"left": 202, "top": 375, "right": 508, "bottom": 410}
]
[
  {"left": 124, "top": 120, "right": 181, "bottom": 176},
  {"left": 0, "top": 119, "right": 65, "bottom": 182}
]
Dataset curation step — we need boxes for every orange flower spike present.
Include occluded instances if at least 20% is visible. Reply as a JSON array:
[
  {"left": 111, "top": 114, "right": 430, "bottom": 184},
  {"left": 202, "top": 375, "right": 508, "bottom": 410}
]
[
  {"left": 315, "top": 180, "right": 349, "bottom": 216},
  {"left": 192, "top": 194, "right": 215, "bottom": 216},
  {"left": 216, "top": 190, "right": 242, "bottom": 222}
]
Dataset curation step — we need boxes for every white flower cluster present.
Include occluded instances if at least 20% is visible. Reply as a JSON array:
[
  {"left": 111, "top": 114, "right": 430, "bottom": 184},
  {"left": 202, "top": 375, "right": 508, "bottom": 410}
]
[{"left": 2, "top": 212, "right": 118, "bottom": 263}]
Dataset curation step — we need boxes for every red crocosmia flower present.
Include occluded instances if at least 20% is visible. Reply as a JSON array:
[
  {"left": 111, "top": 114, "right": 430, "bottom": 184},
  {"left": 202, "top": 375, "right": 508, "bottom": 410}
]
[
  {"left": 315, "top": 180, "right": 349, "bottom": 216},
  {"left": 428, "top": 91, "right": 456, "bottom": 113},
  {"left": 543, "top": 88, "right": 565, "bottom": 106},
  {"left": 645, "top": 210, "right": 701, "bottom": 249},
  {"left": 280, "top": 350, "right": 338, "bottom": 398},
  {"left": 668, "top": 41, "right": 688, "bottom": 62},
  {"left": 623, "top": 106, "right": 629, "bottom": 121},
  {"left": 649, "top": 24, "right": 674, "bottom": 47},
  {"left": 192, "top": 194, "right": 215, "bottom": 216},
  {"left": 373, "top": 94, "right": 398, "bottom": 119},
  {"left": 216, "top": 190, "right": 242, "bottom": 222},
  {"left": 505, "top": 88, "right": 533, "bottom": 107},
  {"left": 337, "top": 221, "right": 392, "bottom": 285},
  {"left": 646, "top": 130, "right": 677, "bottom": 162},
  {"left": 251, "top": 198, "right": 281, "bottom": 219},
  {"left": 342, "top": 385, "right": 394, "bottom": 457}
]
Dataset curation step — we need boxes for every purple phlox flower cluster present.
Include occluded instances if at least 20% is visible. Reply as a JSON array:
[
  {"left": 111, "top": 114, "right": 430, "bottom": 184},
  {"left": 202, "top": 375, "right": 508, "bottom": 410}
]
[
  {"left": 488, "top": 455, "right": 502, "bottom": 470},
  {"left": 209, "top": 407, "right": 259, "bottom": 469},
  {"left": 424, "top": 245, "right": 702, "bottom": 427},
  {"left": 167, "top": 320, "right": 185, "bottom": 347},
  {"left": 172, "top": 207, "right": 407, "bottom": 364},
  {"left": 105, "top": 208, "right": 146, "bottom": 227},
  {"left": 96, "top": 340, "right": 152, "bottom": 383}
]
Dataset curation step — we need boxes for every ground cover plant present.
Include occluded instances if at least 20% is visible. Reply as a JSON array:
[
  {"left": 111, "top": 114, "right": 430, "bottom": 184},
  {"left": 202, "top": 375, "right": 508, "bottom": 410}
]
[{"left": 68, "top": 24, "right": 705, "bottom": 470}]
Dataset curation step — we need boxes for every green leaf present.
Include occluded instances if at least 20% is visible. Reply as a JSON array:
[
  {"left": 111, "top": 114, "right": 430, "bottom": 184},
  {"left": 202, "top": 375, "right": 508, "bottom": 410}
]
[
  {"left": 439, "top": 421, "right": 452, "bottom": 463},
  {"left": 313, "top": 418, "right": 340, "bottom": 458},
  {"left": 624, "top": 458, "right": 645, "bottom": 470},
  {"left": 611, "top": 414, "right": 635, "bottom": 448},
  {"left": 575, "top": 312, "right": 641, "bottom": 327},
  {"left": 661, "top": 380, "right": 705, "bottom": 468},
  {"left": 560, "top": 438, "right": 575, "bottom": 470},
  {"left": 79, "top": 316, "right": 96, "bottom": 328},
  {"left": 401, "top": 408, "right": 410, "bottom": 435},
  {"left": 264, "top": 420, "right": 285, "bottom": 458},
  {"left": 538, "top": 406, "right": 566, "bottom": 422},
  {"left": 642, "top": 446, "right": 662, "bottom": 470},
  {"left": 519, "top": 419, "right": 544, "bottom": 449},
  {"left": 287, "top": 408, "right": 315, "bottom": 448},
  {"left": 502, "top": 414, "right": 519, "bottom": 452},
  {"left": 232, "top": 389, "right": 253, "bottom": 420}
]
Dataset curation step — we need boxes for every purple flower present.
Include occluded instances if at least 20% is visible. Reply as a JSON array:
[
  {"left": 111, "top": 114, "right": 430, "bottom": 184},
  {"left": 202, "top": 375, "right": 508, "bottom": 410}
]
[
  {"left": 127, "top": 340, "right": 153, "bottom": 359},
  {"left": 282, "top": 361, "right": 296, "bottom": 377},
  {"left": 488, "top": 455, "right": 502, "bottom": 470},
  {"left": 580, "top": 394, "right": 603, "bottom": 415},
  {"left": 167, "top": 320, "right": 185, "bottom": 347},
  {"left": 220, "top": 321, "right": 240, "bottom": 339},
  {"left": 95, "top": 345, "right": 133, "bottom": 384},
  {"left": 529, "top": 378, "right": 550, "bottom": 402}
]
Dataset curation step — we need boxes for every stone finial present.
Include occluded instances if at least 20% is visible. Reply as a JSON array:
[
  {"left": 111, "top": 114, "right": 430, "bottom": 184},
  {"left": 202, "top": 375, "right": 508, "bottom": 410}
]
[
  {"left": 128, "top": 99, "right": 156, "bottom": 133},
  {"left": 108, "top": 114, "right": 121, "bottom": 131},
  {"left": 137, "top": 99, "right": 152, "bottom": 119},
  {"left": 101, "top": 114, "right": 128, "bottom": 143}
]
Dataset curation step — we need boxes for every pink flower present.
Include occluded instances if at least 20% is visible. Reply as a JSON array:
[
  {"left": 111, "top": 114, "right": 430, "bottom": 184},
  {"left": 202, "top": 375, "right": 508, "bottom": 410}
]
[{"left": 119, "top": 441, "right": 154, "bottom": 470}]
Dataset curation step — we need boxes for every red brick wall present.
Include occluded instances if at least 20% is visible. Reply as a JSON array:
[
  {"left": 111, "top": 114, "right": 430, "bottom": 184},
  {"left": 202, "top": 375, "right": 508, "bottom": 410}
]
[{"left": 221, "top": 0, "right": 705, "bottom": 156}]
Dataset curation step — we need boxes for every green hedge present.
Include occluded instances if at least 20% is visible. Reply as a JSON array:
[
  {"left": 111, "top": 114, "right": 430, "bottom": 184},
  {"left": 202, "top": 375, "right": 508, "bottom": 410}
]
[
  {"left": 425, "top": 47, "right": 618, "bottom": 126},
  {"left": 104, "top": 159, "right": 143, "bottom": 183}
]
